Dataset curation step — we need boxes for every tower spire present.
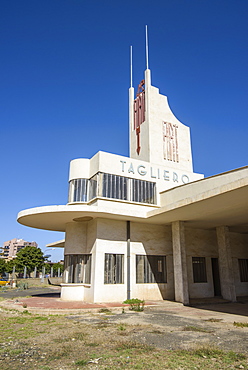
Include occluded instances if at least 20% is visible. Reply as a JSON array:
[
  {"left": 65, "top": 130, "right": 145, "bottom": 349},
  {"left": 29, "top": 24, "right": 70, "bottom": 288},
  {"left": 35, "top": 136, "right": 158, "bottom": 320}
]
[
  {"left": 130, "top": 45, "right": 133, "bottom": 88},
  {"left": 145, "top": 25, "right": 149, "bottom": 70}
]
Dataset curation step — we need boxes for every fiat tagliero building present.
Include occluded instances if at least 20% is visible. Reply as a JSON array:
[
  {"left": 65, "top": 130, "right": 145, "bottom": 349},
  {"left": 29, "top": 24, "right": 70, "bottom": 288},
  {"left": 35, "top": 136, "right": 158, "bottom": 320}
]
[{"left": 17, "top": 61, "right": 248, "bottom": 305}]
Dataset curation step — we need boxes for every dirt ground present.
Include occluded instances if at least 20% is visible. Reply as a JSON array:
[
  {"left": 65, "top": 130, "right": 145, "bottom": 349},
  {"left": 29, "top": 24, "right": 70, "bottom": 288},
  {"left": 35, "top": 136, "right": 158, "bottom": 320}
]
[
  {"left": 1, "top": 299, "right": 248, "bottom": 369},
  {"left": 67, "top": 304, "right": 248, "bottom": 353},
  {"left": 0, "top": 285, "right": 248, "bottom": 369}
]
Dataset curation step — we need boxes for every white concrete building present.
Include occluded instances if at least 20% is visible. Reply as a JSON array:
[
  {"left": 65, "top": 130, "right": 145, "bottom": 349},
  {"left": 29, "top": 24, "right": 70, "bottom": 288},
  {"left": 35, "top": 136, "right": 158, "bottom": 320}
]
[{"left": 17, "top": 63, "right": 248, "bottom": 304}]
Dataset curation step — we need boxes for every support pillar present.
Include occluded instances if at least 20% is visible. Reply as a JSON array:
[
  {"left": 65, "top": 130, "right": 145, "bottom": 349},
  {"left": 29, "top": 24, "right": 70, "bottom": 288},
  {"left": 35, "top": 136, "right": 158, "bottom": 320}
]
[
  {"left": 126, "top": 221, "right": 131, "bottom": 300},
  {"left": 172, "top": 221, "right": 189, "bottom": 305},
  {"left": 216, "top": 226, "right": 236, "bottom": 302}
]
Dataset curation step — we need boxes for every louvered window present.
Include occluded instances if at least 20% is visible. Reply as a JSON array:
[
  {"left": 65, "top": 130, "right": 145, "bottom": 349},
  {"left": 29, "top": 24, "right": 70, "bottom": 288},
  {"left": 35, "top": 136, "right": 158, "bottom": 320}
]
[
  {"left": 104, "top": 254, "right": 124, "bottom": 284},
  {"left": 63, "top": 254, "right": 91, "bottom": 284}
]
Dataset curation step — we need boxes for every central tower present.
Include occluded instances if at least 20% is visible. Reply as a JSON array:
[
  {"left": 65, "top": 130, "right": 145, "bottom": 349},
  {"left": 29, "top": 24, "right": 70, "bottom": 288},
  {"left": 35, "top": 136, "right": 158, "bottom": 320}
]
[{"left": 129, "top": 31, "right": 194, "bottom": 173}]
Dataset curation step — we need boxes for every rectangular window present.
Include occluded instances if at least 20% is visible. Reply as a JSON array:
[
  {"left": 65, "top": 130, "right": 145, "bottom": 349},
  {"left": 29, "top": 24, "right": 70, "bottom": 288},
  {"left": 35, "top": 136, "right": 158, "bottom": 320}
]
[
  {"left": 102, "top": 173, "right": 128, "bottom": 201},
  {"left": 88, "top": 174, "right": 98, "bottom": 200},
  {"left": 63, "top": 254, "right": 91, "bottom": 284},
  {"left": 192, "top": 257, "right": 207, "bottom": 283},
  {"left": 104, "top": 254, "right": 124, "bottom": 284},
  {"left": 136, "top": 255, "right": 167, "bottom": 283},
  {"left": 73, "top": 179, "right": 88, "bottom": 202},
  {"left": 131, "top": 179, "right": 156, "bottom": 204},
  {"left": 238, "top": 259, "right": 248, "bottom": 282}
]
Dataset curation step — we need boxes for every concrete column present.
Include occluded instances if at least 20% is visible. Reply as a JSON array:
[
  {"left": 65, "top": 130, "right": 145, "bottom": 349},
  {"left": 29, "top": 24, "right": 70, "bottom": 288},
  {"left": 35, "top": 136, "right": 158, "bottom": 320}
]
[
  {"left": 172, "top": 221, "right": 189, "bottom": 305},
  {"left": 216, "top": 226, "right": 236, "bottom": 302}
]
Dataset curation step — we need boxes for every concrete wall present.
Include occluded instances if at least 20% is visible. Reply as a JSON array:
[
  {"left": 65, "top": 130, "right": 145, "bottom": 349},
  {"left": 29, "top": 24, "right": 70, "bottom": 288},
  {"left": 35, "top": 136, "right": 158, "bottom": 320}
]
[
  {"left": 63, "top": 219, "right": 248, "bottom": 302},
  {"left": 131, "top": 223, "right": 174, "bottom": 300},
  {"left": 185, "top": 228, "right": 217, "bottom": 299},
  {"left": 230, "top": 232, "right": 248, "bottom": 297}
]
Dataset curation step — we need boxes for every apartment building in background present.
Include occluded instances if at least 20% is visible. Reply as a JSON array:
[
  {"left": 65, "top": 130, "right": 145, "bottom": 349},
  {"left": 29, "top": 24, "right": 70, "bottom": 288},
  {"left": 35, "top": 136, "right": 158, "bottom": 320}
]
[{"left": 1, "top": 238, "right": 38, "bottom": 260}]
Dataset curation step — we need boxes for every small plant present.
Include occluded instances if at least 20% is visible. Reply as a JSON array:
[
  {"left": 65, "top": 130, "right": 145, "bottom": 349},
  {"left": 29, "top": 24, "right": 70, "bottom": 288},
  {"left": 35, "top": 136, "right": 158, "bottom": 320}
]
[
  {"left": 118, "top": 324, "right": 126, "bottom": 331},
  {"left": 23, "top": 303, "right": 27, "bottom": 308},
  {"left": 123, "top": 298, "right": 144, "bottom": 311},
  {"left": 234, "top": 321, "right": 248, "bottom": 328}
]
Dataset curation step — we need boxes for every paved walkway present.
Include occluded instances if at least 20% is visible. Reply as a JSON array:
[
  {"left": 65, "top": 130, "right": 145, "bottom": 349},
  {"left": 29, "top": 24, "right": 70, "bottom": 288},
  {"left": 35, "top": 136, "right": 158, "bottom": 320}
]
[{"left": 0, "top": 287, "right": 248, "bottom": 321}]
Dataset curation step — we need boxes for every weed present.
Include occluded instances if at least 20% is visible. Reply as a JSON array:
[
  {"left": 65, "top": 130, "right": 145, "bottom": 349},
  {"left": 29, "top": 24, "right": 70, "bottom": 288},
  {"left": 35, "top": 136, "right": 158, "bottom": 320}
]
[
  {"left": 204, "top": 318, "right": 223, "bottom": 322},
  {"left": 234, "top": 321, "right": 248, "bottom": 328},
  {"left": 118, "top": 324, "right": 126, "bottom": 331}
]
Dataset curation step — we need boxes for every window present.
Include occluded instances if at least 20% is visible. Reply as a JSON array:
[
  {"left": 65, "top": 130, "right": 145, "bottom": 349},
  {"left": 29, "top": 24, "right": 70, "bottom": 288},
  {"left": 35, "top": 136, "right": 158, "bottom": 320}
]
[
  {"left": 68, "top": 179, "right": 88, "bottom": 203},
  {"left": 104, "top": 254, "right": 124, "bottom": 284},
  {"left": 68, "top": 173, "right": 157, "bottom": 205},
  {"left": 238, "top": 259, "right": 248, "bottom": 282},
  {"left": 88, "top": 174, "right": 98, "bottom": 200},
  {"left": 101, "top": 173, "right": 128, "bottom": 200},
  {"left": 136, "top": 255, "right": 167, "bottom": 283},
  {"left": 192, "top": 257, "right": 207, "bottom": 283},
  {"left": 131, "top": 179, "right": 156, "bottom": 204},
  {"left": 63, "top": 254, "right": 91, "bottom": 284}
]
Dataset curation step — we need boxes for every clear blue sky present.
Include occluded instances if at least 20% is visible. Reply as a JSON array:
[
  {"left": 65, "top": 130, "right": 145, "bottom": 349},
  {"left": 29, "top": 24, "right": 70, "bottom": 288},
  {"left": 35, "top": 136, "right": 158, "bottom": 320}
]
[{"left": 1, "top": 0, "right": 247, "bottom": 262}]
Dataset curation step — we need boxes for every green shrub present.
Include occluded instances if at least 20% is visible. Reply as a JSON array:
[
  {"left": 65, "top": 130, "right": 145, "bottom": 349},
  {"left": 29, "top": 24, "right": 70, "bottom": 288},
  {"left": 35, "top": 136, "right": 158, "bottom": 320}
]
[{"left": 123, "top": 298, "right": 144, "bottom": 311}]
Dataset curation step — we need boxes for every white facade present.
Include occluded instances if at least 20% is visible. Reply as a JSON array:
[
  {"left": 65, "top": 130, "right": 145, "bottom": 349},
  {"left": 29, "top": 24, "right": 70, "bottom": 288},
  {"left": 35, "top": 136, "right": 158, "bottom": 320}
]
[{"left": 17, "top": 65, "right": 248, "bottom": 304}]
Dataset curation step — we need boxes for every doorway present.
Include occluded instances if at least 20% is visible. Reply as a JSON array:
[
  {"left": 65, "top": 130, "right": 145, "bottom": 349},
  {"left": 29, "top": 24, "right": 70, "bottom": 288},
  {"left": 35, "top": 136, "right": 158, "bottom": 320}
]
[{"left": 211, "top": 258, "right": 221, "bottom": 296}]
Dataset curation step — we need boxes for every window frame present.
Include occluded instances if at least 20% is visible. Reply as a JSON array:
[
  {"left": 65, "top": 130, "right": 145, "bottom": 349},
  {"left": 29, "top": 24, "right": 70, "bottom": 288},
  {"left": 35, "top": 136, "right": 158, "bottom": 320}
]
[
  {"left": 192, "top": 257, "right": 207, "bottom": 283},
  {"left": 238, "top": 259, "right": 248, "bottom": 282}
]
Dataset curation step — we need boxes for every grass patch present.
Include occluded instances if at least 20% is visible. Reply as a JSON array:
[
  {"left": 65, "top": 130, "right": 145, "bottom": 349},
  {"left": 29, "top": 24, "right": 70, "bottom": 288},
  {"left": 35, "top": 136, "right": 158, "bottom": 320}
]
[
  {"left": 75, "top": 359, "right": 88, "bottom": 366},
  {"left": 0, "top": 310, "right": 247, "bottom": 370},
  {"left": 204, "top": 318, "right": 223, "bottom": 322},
  {"left": 183, "top": 325, "right": 212, "bottom": 333},
  {"left": 98, "top": 308, "right": 112, "bottom": 314},
  {"left": 85, "top": 342, "right": 99, "bottom": 347},
  {"left": 149, "top": 329, "right": 163, "bottom": 334},
  {"left": 165, "top": 346, "right": 247, "bottom": 369},
  {"left": 234, "top": 321, "right": 248, "bottom": 328}
]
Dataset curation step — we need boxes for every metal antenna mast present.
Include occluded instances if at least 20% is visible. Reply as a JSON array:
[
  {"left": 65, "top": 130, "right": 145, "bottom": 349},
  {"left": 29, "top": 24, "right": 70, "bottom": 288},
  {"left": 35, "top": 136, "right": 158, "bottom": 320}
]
[
  {"left": 145, "top": 25, "right": 149, "bottom": 70},
  {"left": 130, "top": 45, "right": 133, "bottom": 88}
]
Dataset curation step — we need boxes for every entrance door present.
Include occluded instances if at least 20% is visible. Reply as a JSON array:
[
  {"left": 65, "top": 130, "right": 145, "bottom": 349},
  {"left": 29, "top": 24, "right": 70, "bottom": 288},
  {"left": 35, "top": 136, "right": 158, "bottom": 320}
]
[{"left": 211, "top": 258, "right": 221, "bottom": 296}]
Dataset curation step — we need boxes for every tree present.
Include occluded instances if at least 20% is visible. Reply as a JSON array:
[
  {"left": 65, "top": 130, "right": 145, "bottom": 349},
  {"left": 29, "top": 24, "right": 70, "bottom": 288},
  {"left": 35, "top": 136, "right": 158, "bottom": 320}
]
[
  {"left": 5, "top": 259, "right": 17, "bottom": 274},
  {"left": 15, "top": 246, "right": 44, "bottom": 277},
  {"left": 52, "top": 262, "right": 64, "bottom": 276},
  {"left": 0, "top": 259, "right": 6, "bottom": 276}
]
